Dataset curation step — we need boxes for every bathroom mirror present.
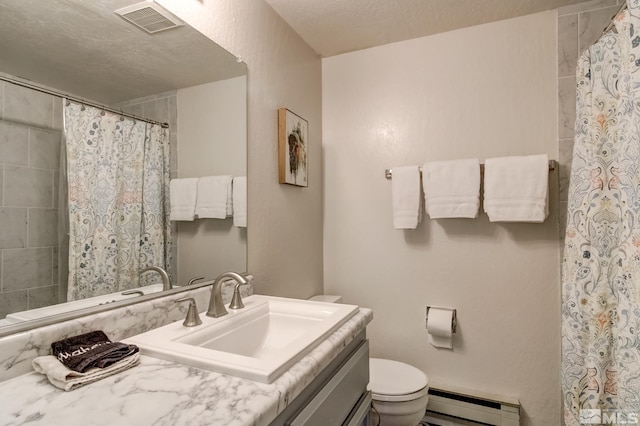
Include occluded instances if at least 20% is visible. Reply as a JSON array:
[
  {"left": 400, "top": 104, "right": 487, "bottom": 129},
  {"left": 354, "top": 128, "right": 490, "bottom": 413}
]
[{"left": 0, "top": 0, "right": 247, "bottom": 334}]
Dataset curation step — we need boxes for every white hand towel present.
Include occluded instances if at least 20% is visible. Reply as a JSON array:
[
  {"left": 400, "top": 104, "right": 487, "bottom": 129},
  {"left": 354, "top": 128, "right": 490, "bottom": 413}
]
[
  {"left": 226, "top": 180, "right": 234, "bottom": 217},
  {"left": 483, "top": 154, "right": 549, "bottom": 222},
  {"left": 169, "top": 178, "right": 198, "bottom": 221},
  {"left": 196, "top": 176, "right": 233, "bottom": 219},
  {"left": 233, "top": 176, "right": 247, "bottom": 228},
  {"left": 422, "top": 159, "right": 480, "bottom": 219},
  {"left": 391, "top": 166, "right": 422, "bottom": 229},
  {"left": 32, "top": 354, "right": 140, "bottom": 391}
]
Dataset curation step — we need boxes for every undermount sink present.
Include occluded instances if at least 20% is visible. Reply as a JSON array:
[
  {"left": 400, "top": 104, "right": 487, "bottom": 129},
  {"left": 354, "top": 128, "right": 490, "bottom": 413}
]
[{"left": 125, "top": 295, "right": 359, "bottom": 383}]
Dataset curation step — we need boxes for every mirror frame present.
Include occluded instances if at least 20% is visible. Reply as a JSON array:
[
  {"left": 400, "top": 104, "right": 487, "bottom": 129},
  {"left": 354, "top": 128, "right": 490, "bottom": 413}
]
[
  {"left": 0, "top": 71, "right": 248, "bottom": 336},
  {"left": 0, "top": 280, "right": 217, "bottom": 338}
]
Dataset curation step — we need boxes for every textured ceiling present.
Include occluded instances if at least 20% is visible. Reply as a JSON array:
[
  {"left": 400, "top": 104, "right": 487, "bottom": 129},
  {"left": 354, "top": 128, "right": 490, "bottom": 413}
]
[
  {"left": 0, "top": 0, "right": 246, "bottom": 105},
  {"left": 265, "top": 0, "right": 599, "bottom": 57},
  {"left": 0, "top": 0, "right": 605, "bottom": 103}
]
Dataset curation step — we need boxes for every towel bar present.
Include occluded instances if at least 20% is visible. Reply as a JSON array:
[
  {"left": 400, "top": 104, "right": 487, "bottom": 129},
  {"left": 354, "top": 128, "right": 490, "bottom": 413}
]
[{"left": 384, "top": 159, "right": 556, "bottom": 180}]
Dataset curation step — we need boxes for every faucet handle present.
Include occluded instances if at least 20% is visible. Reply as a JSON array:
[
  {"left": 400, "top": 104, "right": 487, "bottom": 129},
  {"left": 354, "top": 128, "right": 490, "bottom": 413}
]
[
  {"left": 229, "top": 282, "right": 248, "bottom": 310},
  {"left": 187, "top": 276, "right": 206, "bottom": 286},
  {"left": 175, "top": 297, "right": 202, "bottom": 327},
  {"left": 122, "top": 290, "right": 145, "bottom": 296}
]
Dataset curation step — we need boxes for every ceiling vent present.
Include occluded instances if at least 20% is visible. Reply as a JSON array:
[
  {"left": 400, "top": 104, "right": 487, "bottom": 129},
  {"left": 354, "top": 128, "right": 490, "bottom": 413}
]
[{"left": 115, "top": 2, "right": 184, "bottom": 34}]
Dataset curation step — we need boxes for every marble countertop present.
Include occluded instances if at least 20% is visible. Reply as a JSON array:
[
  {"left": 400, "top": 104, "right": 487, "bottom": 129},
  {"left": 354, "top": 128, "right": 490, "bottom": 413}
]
[{"left": 0, "top": 308, "right": 373, "bottom": 426}]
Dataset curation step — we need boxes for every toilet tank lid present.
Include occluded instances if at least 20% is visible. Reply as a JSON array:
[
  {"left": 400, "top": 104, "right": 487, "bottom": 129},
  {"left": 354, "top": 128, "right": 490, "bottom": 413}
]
[
  {"left": 369, "top": 358, "right": 428, "bottom": 395},
  {"left": 308, "top": 295, "right": 342, "bottom": 303}
]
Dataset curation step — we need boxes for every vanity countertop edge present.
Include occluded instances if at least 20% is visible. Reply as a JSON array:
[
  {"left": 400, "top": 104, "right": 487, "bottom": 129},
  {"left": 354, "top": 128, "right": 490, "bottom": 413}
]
[{"left": 0, "top": 307, "right": 373, "bottom": 426}]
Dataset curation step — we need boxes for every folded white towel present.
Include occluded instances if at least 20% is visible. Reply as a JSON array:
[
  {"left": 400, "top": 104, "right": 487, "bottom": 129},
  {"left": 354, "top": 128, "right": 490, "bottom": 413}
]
[
  {"left": 483, "top": 154, "right": 549, "bottom": 222},
  {"left": 32, "top": 353, "right": 140, "bottom": 391},
  {"left": 423, "top": 159, "right": 480, "bottom": 219},
  {"left": 391, "top": 166, "right": 422, "bottom": 229},
  {"left": 196, "top": 176, "right": 233, "bottom": 219},
  {"left": 233, "top": 176, "right": 247, "bottom": 228},
  {"left": 226, "top": 181, "right": 233, "bottom": 217},
  {"left": 169, "top": 178, "right": 198, "bottom": 221}
]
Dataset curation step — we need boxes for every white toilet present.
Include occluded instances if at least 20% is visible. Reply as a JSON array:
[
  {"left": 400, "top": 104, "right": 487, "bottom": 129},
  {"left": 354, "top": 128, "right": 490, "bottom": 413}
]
[
  {"left": 369, "top": 358, "right": 428, "bottom": 426},
  {"left": 308, "top": 295, "right": 429, "bottom": 426}
]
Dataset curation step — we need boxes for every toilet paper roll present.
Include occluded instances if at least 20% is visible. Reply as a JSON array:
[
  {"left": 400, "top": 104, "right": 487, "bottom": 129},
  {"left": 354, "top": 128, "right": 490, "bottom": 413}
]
[{"left": 427, "top": 308, "right": 453, "bottom": 349}]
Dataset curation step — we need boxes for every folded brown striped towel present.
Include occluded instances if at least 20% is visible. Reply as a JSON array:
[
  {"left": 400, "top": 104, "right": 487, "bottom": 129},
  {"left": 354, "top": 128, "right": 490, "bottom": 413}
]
[{"left": 51, "top": 330, "right": 139, "bottom": 373}]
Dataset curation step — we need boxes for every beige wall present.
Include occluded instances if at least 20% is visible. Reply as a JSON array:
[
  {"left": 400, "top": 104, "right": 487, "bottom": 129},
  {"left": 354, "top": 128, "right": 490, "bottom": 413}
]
[
  {"left": 158, "top": 0, "right": 324, "bottom": 298},
  {"left": 322, "top": 11, "right": 560, "bottom": 426},
  {"left": 176, "top": 77, "right": 247, "bottom": 284},
  {"left": 158, "top": 2, "right": 565, "bottom": 423}
]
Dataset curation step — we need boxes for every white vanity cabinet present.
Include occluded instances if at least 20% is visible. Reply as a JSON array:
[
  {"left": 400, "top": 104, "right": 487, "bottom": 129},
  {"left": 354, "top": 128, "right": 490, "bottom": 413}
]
[{"left": 269, "top": 330, "right": 371, "bottom": 426}]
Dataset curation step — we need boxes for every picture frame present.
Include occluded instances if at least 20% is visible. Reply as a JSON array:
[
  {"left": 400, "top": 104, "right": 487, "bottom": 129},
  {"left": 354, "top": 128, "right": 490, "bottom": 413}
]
[{"left": 278, "top": 108, "right": 308, "bottom": 187}]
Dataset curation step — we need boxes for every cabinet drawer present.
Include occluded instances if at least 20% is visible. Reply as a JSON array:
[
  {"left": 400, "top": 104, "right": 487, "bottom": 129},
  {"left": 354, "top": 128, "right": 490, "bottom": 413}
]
[
  {"left": 343, "top": 391, "right": 372, "bottom": 426},
  {"left": 287, "top": 340, "right": 369, "bottom": 426}
]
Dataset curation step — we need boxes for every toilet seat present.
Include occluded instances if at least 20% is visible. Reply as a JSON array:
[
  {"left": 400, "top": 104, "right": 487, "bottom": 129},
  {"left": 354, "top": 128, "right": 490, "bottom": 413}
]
[
  {"left": 369, "top": 358, "right": 429, "bottom": 402},
  {"left": 372, "top": 386, "right": 428, "bottom": 402}
]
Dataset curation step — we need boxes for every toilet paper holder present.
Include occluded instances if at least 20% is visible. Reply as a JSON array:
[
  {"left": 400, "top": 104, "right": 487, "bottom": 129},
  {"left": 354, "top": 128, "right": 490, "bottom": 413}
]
[{"left": 426, "top": 306, "right": 457, "bottom": 333}]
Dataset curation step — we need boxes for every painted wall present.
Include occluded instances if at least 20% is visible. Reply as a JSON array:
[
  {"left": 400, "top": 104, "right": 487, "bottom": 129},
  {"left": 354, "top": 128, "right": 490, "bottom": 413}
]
[
  {"left": 176, "top": 77, "right": 247, "bottom": 284},
  {"left": 158, "top": 0, "right": 323, "bottom": 298},
  {"left": 322, "top": 11, "right": 560, "bottom": 426}
]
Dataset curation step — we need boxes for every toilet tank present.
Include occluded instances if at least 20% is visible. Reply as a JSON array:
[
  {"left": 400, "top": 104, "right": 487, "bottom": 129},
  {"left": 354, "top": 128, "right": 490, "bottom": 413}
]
[{"left": 308, "top": 295, "right": 342, "bottom": 303}]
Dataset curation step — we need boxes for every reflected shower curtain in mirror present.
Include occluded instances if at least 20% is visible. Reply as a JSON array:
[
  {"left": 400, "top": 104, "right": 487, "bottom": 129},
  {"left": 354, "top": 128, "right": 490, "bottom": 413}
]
[
  {"left": 562, "top": 5, "right": 640, "bottom": 424},
  {"left": 63, "top": 102, "right": 170, "bottom": 301}
]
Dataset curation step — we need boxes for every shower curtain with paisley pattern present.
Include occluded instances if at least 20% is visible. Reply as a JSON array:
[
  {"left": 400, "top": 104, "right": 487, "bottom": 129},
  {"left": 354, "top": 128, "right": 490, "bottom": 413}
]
[
  {"left": 63, "top": 101, "right": 170, "bottom": 301},
  {"left": 562, "top": 3, "right": 640, "bottom": 424}
]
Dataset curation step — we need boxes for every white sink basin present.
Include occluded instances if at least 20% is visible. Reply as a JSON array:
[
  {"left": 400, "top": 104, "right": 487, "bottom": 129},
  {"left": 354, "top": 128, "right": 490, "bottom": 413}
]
[{"left": 125, "top": 295, "right": 359, "bottom": 383}]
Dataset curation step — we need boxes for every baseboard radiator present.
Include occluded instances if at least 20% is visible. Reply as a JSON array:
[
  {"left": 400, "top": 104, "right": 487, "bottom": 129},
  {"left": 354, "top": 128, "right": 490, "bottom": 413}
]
[{"left": 424, "top": 386, "right": 520, "bottom": 426}]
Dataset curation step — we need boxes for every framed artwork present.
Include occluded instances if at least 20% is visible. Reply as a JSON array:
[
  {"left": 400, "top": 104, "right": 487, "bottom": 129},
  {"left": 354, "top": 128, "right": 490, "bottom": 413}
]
[{"left": 278, "top": 108, "right": 308, "bottom": 187}]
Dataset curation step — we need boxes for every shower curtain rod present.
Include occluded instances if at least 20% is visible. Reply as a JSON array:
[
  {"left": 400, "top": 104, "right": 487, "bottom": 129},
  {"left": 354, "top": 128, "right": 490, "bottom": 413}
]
[
  {"left": 602, "top": 3, "right": 628, "bottom": 35},
  {"left": 0, "top": 75, "right": 169, "bottom": 128}
]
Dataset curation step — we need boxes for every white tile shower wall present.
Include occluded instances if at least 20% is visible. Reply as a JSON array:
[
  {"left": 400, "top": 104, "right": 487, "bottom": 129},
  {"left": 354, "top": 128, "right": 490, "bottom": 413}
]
[
  {"left": 0, "top": 82, "right": 180, "bottom": 318},
  {"left": 0, "top": 80, "right": 64, "bottom": 318},
  {"left": 557, "top": 0, "right": 624, "bottom": 244}
]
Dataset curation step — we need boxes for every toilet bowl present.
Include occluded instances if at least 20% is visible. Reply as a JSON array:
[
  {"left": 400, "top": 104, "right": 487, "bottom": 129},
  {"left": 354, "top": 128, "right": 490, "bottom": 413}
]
[
  {"left": 308, "top": 295, "right": 429, "bottom": 426},
  {"left": 369, "top": 358, "right": 428, "bottom": 426}
]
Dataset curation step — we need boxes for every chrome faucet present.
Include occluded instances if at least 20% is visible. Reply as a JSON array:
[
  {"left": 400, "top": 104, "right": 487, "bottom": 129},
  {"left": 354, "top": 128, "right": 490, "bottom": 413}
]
[
  {"left": 140, "top": 266, "right": 172, "bottom": 291},
  {"left": 206, "top": 271, "right": 248, "bottom": 318}
]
